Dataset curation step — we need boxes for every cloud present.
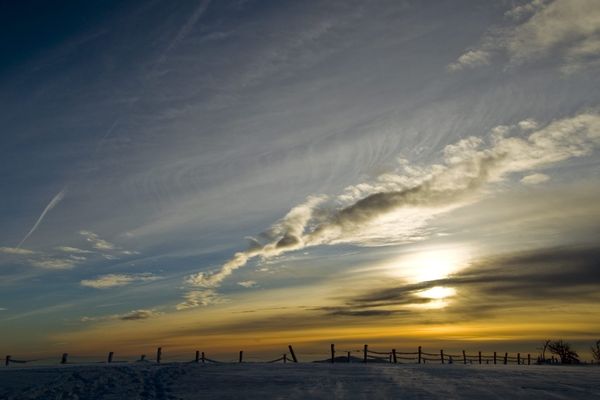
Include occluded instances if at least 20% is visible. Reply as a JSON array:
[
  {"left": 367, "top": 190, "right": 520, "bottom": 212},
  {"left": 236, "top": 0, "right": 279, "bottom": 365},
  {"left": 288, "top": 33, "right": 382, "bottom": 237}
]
[
  {"left": 325, "top": 246, "right": 600, "bottom": 318},
  {"left": 447, "top": 50, "right": 491, "bottom": 71},
  {"left": 517, "top": 118, "right": 539, "bottom": 131},
  {"left": 520, "top": 173, "right": 550, "bottom": 185},
  {"left": 1, "top": 237, "right": 138, "bottom": 271},
  {"left": 28, "top": 258, "right": 75, "bottom": 269},
  {"left": 237, "top": 280, "right": 257, "bottom": 288},
  {"left": 178, "top": 111, "right": 600, "bottom": 307},
  {"left": 1, "top": 245, "right": 85, "bottom": 270},
  {"left": 507, "top": 0, "right": 600, "bottom": 69},
  {"left": 119, "top": 309, "right": 162, "bottom": 321},
  {"left": 79, "top": 230, "right": 116, "bottom": 250},
  {"left": 80, "top": 273, "right": 160, "bottom": 289},
  {"left": 55, "top": 246, "right": 93, "bottom": 254},
  {"left": 504, "top": 0, "right": 549, "bottom": 21},
  {"left": 17, "top": 188, "right": 66, "bottom": 247},
  {"left": 0, "top": 307, "right": 6, "bottom": 311},
  {"left": 81, "top": 308, "right": 162, "bottom": 322},
  {"left": 450, "top": 0, "right": 600, "bottom": 73},
  {"left": 176, "top": 289, "right": 225, "bottom": 310},
  {"left": 0, "top": 247, "right": 36, "bottom": 255}
]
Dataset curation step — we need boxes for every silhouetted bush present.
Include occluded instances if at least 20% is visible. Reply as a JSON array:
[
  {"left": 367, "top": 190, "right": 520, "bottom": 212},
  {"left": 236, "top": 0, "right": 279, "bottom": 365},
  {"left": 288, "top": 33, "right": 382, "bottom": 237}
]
[
  {"left": 548, "top": 340, "right": 579, "bottom": 364},
  {"left": 591, "top": 340, "right": 600, "bottom": 363}
]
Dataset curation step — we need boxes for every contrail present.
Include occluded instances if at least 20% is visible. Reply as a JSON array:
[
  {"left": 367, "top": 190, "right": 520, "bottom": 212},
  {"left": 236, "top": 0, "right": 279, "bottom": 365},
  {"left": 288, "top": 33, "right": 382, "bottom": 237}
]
[{"left": 17, "top": 188, "right": 66, "bottom": 248}]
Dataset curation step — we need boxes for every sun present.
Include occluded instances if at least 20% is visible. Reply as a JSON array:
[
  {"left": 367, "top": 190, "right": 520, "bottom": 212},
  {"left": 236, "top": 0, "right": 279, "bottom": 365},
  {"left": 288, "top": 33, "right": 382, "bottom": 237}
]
[
  {"left": 417, "top": 286, "right": 456, "bottom": 300},
  {"left": 386, "top": 246, "right": 470, "bottom": 283}
]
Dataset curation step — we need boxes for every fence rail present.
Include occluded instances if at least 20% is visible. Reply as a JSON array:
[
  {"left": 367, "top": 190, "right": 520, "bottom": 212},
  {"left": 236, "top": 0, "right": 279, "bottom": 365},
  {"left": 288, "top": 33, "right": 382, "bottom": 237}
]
[{"left": 4, "top": 344, "right": 539, "bottom": 367}]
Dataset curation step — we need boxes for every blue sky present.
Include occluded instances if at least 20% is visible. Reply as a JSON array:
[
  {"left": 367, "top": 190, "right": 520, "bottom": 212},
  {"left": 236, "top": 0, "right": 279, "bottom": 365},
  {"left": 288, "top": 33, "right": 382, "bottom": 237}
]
[{"left": 1, "top": 0, "right": 600, "bottom": 357}]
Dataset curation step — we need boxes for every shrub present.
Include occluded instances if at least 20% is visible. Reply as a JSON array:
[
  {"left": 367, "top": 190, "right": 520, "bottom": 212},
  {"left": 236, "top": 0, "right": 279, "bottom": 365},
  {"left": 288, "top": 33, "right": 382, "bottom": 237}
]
[
  {"left": 548, "top": 340, "right": 579, "bottom": 364},
  {"left": 591, "top": 340, "right": 600, "bottom": 363}
]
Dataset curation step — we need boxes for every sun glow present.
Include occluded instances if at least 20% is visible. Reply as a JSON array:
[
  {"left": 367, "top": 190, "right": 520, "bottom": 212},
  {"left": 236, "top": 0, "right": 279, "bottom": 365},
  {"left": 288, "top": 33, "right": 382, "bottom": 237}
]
[
  {"left": 417, "top": 286, "right": 456, "bottom": 300},
  {"left": 406, "top": 286, "right": 457, "bottom": 310},
  {"left": 387, "top": 246, "right": 470, "bottom": 283}
]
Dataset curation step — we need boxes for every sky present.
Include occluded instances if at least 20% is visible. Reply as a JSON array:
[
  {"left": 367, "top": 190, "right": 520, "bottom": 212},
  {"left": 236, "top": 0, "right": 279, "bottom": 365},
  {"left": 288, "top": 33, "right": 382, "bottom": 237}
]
[{"left": 1, "top": 0, "right": 600, "bottom": 360}]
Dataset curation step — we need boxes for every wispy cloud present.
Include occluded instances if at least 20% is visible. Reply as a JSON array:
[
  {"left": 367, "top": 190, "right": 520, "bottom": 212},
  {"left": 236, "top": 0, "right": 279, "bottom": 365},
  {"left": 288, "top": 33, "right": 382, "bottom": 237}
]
[
  {"left": 81, "top": 308, "right": 162, "bottom": 322},
  {"left": 80, "top": 273, "right": 160, "bottom": 289},
  {"left": 28, "top": 258, "right": 75, "bottom": 269},
  {"left": 520, "top": 173, "right": 550, "bottom": 185},
  {"left": 55, "top": 246, "right": 93, "bottom": 254},
  {"left": 181, "top": 111, "right": 600, "bottom": 307},
  {"left": 0, "top": 247, "right": 36, "bottom": 255},
  {"left": 237, "top": 280, "right": 257, "bottom": 288},
  {"left": 447, "top": 49, "right": 491, "bottom": 71},
  {"left": 1, "top": 245, "right": 77, "bottom": 270},
  {"left": 17, "top": 188, "right": 66, "bottom": 247},
  {"left": 450, "top": 0, "right": 600, "bottom": 73},
  {"left": 176, "top": 289, "right": 225, "bottom": 310},
  {"left": 79, "top": 230, "right": 116, "bottom": 250},
  {"left": 2, "top": 233, "right": 137, "bottom": 271}
]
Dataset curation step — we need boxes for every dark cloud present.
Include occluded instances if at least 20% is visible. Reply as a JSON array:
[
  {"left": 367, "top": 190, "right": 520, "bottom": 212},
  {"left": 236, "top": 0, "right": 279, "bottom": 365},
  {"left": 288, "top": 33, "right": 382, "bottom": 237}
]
[
  {"left": 276, "top": 234, "right": 300, "bottom": 248},
  {"left": 318, "top": 308, "right": 413, "bottom": 317},
  {"left": 165, "top": 247, "right": 600, "bottom": 340},
  {"left": 323, "top": 246, "right": 600, "bottom": 318},
  {"left": 119, "top": 309, "right": 161, "bottom": 321}
]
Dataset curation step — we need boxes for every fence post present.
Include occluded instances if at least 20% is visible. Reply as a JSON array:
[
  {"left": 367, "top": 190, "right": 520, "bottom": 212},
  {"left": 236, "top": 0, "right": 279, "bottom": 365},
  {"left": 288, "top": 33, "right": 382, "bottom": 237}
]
[
  {"left": 527, "top": 354, "right": 531, "bottom": 365},
  {"left": 440, "top": 349, "right": 444, "bottom": 364},
  {"left": 283, "top": 354, "right": 287, "bottom": 364},
  {"left": 347, "top": 351, "right": 351, "bottom": 363},
  {"left": 239, "top": 351, "right": 243, "bottom": 363},
  {"left": 462, "top": 350, "right": 467, "bottom": 365},
  {"left": 331, "top": 344, "right": 335, "bottom": 363},
  {"left": 288, "top": 345, "right": 298, "bottom": 363},
  {"left": 517, "top": 353, "right": 521, "bottom": 365},
  {"left": 195, "top": 351, "right": 200, "bottom": 363},
  {"left": 478, "top": 351, "right": 482, "bottom": 365},
  {"left": 108, "top": 352, "right": 114, "bottom": 363},
  {"left": 61, "top": 353, "right": 68, "bottom": 364},
  {"left": 504, "top": 352, "right": 508, "bottom": 365},
  {"left": 418, "top": 346, "right": 422, "bottom": 364},
  {"left": 493, "top": 352, "right": 497, "bottom": 364},
  {"left": 201, "top": 352, "right": 205, "bottom": 364},
  {"left": 5, "top": 355, "right": 10, "bottom": 366},
  {"left": 392, "top": 349, "right": 397, "bottom": 364},
  {"left": 156, "top": 347, "right": 162, "bottom": 364},
  {"left": 364, "top": 345, "right": 368, "bottom": 363}
]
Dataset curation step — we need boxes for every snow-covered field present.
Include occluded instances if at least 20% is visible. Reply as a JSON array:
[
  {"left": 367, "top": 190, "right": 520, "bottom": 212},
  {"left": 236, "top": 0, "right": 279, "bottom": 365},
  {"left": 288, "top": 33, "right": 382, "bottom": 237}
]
[{"left": 1, "top": 363, "right": 599, "bottom": 399}]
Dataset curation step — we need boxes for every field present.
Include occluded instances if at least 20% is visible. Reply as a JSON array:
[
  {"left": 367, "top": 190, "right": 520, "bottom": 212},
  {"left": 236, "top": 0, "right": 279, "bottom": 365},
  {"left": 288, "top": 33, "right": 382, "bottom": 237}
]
[{"left": 1, "top": 363, "right": 599, "bottom": 399}]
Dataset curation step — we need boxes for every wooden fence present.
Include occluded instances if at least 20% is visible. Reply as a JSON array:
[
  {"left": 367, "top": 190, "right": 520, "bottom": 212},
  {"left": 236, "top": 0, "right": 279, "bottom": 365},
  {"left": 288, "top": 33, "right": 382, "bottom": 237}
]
[
  {"left": 329, "top": 344, "right": 532, "bottom": 365},
  {"left": 5, "top": 344, "right": 534, "bottom": 367}
]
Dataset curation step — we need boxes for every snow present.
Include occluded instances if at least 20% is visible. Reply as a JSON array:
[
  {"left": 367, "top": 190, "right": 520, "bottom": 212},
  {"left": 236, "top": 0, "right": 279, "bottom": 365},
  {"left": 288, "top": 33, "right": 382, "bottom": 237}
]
[{"left": 1, "top": 363, "right": 599, "bottom": 399}]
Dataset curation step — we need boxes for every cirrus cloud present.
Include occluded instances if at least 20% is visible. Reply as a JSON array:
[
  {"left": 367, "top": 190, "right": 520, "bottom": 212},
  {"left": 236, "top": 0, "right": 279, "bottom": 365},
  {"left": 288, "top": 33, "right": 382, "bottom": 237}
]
[
  {"left": 80, "top": 273, "right": 160, "bottom": 289},
  {"left": 180, "top": 111, "right": 600, "bottom": 307}
]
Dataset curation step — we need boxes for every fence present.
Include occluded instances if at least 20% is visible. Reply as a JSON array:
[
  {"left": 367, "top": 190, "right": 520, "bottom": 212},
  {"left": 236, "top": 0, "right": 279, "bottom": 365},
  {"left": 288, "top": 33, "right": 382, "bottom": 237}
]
[
  {"left": 5, "top": 344, "right": 537, "bottom": 367},
  {"left": 328, "top": 344, "right": 532, "bottom": 365}
]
